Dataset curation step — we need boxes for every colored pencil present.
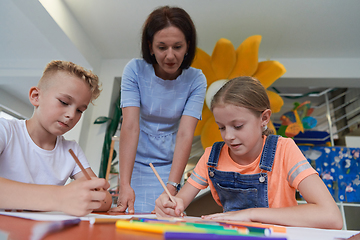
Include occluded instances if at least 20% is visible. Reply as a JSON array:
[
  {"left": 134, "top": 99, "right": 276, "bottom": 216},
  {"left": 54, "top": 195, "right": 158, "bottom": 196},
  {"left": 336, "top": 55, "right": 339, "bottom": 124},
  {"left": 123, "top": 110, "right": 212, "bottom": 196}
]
[
  {"left": 68, "top": 149, "right": 105, "bottom": 193},
  {"left": 149, "top": 163, "right": 176, "bottom": 203},
  {"left": 69, "top": 149, "right": 91, "bottom": 180}
]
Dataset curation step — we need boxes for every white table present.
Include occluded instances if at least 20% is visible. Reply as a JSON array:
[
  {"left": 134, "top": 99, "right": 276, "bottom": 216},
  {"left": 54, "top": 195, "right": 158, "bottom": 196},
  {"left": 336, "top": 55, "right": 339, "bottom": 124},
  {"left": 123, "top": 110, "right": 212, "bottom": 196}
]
[{"left": 271, "top": 226, "right": 359, "bottom": 240}]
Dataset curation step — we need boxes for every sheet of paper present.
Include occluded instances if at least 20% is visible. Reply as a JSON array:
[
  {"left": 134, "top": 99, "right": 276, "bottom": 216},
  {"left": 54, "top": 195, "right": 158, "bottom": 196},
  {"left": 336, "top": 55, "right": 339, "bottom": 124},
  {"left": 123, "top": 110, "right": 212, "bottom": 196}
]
[
  {"left": 0, "top": 210, "right": 156, "bottom": 221},
  {"left": 83, "top": 213, "right": 157, "bottom": 221}
]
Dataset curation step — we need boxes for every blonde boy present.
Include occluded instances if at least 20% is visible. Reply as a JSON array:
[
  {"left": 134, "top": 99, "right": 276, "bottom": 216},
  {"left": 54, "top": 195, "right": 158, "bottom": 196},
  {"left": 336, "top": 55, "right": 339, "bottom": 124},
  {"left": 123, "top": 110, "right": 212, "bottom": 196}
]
[{"left": 0, "top": 60, "right": 112, "bottom": 216}]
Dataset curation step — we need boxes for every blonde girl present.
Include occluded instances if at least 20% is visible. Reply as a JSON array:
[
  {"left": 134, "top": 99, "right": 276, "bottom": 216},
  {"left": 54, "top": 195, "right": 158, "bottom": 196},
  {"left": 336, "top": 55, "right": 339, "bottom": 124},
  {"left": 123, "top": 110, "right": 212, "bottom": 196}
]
[{"left": 155, "top": 76, "right": 342, "bottom": 229}]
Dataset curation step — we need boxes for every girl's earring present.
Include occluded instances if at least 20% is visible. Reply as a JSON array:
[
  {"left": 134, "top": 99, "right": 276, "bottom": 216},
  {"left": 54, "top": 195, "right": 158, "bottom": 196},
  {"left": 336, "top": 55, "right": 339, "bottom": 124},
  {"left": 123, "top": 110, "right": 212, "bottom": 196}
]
[
  {"left": 262, "top": 125, "right": 268, "bottom": 132},
  {"left": 185, "top": 52, "right": 188, "bottom": 57}
]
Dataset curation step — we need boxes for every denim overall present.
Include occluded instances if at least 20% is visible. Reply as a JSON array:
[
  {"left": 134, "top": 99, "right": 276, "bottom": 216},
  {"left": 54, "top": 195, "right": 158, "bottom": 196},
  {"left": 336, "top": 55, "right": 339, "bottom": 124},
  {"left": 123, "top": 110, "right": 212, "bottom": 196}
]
[{"left": 207, "top": 135, "right": 279, "bottom": 212}]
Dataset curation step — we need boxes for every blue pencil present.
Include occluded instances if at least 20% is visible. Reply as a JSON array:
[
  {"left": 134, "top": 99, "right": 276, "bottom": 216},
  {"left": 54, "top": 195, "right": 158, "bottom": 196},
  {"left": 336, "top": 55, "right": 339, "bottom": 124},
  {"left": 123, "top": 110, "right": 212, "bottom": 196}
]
[{"left": 164, "top": 232, "right": 288, "bottom": 240}]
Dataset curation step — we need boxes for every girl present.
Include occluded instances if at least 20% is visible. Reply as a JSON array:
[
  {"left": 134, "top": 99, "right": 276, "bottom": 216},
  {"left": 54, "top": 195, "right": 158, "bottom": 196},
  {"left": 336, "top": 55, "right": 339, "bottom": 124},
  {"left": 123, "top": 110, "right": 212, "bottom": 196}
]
[
  {"left": 113, "top": 6, "right": 206, "bottom": 213},
  {"left": 155, "top": 76, "right": 343, "bottom": 229}
]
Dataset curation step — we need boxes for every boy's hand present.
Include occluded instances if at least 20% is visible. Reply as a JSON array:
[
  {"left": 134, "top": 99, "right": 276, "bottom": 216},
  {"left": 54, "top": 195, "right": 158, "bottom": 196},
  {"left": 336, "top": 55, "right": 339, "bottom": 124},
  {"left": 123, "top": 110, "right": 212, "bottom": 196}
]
[
  {"left": 109, "top": 184, "right": 135, "bottom": 213},
  {"left": 57, "top": 178, "right": 110, "bottom": 216},
  {"left": 155, "top": 192, "right": 184, "bottom": 217}
]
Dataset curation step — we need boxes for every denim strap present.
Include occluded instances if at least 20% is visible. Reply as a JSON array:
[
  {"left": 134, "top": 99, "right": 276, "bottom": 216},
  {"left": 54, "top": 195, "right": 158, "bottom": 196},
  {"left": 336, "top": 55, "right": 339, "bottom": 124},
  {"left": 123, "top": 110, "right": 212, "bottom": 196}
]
[
  {"left": 259, "top": 135, "right": 279, "bottom": 172},
  {"left": 207, "top": 141, "right": 225, "bottom": 167}
]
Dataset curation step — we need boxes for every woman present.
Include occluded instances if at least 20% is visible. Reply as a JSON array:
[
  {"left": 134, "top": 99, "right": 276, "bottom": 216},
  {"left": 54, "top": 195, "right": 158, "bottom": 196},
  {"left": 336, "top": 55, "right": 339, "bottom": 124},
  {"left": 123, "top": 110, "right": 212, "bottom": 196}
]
[{"left": 114, "top": 6, "right": 206, "bottom": 213}]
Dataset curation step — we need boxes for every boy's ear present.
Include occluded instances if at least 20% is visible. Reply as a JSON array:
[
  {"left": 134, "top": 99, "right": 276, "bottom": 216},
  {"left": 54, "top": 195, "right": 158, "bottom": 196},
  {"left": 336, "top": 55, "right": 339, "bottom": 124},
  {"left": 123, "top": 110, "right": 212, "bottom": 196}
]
[
  {"left": 29, "top": 87, "right": 40, "bottom": 107},
  {"left": 261, "top": 109, "right": 272, "bottom": 126}
]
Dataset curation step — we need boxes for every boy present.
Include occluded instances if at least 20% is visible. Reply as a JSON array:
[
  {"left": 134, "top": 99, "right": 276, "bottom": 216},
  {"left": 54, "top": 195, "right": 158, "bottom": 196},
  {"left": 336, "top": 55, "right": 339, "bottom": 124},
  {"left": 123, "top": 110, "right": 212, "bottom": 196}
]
[{"left": 0, "top": 60, "right": 112, "bottom": 216}]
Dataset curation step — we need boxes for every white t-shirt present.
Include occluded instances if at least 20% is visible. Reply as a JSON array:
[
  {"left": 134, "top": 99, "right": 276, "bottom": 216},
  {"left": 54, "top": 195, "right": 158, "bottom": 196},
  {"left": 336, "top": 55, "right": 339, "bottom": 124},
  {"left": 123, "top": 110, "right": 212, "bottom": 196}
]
[{"left": 0, "top": 118, "right": 90, "bottom": 185}]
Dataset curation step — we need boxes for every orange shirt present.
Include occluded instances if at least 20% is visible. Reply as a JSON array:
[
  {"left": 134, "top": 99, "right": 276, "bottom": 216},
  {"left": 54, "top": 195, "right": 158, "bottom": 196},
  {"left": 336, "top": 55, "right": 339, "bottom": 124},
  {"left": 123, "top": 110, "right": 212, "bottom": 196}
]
[{"left": 188, "top": 136, "right": 317, "bottom": 208}]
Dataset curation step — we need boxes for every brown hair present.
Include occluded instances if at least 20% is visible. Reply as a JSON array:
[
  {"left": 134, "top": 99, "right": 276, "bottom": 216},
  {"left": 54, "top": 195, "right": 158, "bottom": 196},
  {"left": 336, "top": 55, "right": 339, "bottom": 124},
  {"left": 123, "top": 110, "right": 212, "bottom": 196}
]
[
  {"left": 210, "top": 76, "right": 273, "bottom": 135},
  {"left": 141, "top": 6, "right": 197, "bottom": 69},
  {"left": 39, "top": 60, "right": 101, "bottom": 103}
]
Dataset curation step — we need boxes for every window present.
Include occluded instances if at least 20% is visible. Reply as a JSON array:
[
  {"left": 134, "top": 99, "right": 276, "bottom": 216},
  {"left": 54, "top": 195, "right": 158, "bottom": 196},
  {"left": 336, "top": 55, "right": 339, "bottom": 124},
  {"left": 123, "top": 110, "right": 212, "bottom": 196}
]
[
  {"left": 0, "top": 111, "right": 18, "bottom": 120},
  {"left": 0, "top": 105, "right": 24, "bottom": 120}
]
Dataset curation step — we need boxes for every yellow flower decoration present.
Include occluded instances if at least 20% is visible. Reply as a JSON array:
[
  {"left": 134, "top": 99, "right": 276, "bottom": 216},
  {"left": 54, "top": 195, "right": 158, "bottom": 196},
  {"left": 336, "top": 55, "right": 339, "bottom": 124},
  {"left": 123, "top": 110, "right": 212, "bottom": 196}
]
[{"left": 191, "top": 35, "right": 286, "bottom": 149}]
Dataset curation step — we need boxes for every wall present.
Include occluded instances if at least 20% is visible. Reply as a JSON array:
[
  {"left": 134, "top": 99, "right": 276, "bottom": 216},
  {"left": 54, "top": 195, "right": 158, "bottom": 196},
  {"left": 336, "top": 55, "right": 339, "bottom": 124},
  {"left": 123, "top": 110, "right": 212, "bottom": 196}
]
[
  {"left": 82, "top": 58, "right": 130, "bottom": 175},
  {"left": 0, "top": 88, "right": 32, "bottom": 119}
]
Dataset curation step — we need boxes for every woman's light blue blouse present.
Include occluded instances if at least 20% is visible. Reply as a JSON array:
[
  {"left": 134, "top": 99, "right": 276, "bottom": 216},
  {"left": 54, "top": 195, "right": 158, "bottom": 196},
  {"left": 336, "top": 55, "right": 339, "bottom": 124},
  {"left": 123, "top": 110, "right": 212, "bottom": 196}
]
[
  {"left": 121, "top": 58, "right": 207, "bottom": 136},
  {"left": 120, "top": 58, "right": 206, "bottom": 212}
]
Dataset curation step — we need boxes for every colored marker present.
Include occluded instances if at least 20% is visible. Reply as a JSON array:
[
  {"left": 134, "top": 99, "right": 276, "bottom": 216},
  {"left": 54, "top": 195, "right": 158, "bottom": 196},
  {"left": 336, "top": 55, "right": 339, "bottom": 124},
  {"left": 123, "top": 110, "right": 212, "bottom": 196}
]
[
  {"left": 31, "top": 218, "right": 81, "bottom": 240},
  {"left": 115, "top": 220, "right": 247, "bottom": 235},
  {"left": 130, "top": 218, "right": 253, "bottom": 235},
  {"left": 164, "top": 232, "right": 288, "bottom": 240}
]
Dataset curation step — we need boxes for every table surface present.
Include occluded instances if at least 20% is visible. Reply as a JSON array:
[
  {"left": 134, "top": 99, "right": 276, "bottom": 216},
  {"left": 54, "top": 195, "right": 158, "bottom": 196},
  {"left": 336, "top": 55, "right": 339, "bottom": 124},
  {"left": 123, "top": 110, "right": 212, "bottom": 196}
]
[
  {"left": 0, "top": 213, "right": 162, "bottom": 240},
  {"left": 0, "top": 212, "right": 359, "bottom": 240}
]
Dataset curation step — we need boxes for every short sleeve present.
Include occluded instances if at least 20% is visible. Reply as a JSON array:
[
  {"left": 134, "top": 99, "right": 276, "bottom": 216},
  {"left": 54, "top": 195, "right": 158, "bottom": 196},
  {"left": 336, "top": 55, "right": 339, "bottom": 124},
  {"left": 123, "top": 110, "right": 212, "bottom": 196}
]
[
  {"left": 282, "top": 138, "right": 318, "bottom": 189},
  {"left": 0, "top": 118, "right": 9, "bottom": 155},
  {"left": 182, "top": 71, "right": 207, "bottom": 120},
  {"left": 66, "top": 140, "right": 90, "bottom": 178},
  {"left": 120, "top": 59, "right": 141, "bottom": 108},
  {"left": 187, "top": 147, "right": 211, "bottom": 190}
]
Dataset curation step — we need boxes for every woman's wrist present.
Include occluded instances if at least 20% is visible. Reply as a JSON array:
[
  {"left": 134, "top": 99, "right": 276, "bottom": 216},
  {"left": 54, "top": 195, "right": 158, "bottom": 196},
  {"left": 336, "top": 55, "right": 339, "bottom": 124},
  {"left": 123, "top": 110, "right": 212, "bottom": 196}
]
[
  {"left": 166, "top": 183, "right": 179, "bottom": 195},
  {"left": 166, "top": 181, "right": 181, "bottom": 192}
]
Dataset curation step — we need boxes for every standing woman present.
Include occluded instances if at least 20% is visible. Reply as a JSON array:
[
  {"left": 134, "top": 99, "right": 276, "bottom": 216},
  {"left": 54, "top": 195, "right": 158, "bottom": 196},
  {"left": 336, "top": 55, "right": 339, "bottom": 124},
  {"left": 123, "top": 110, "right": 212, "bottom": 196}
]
[{"left": 115, "top": 6, "right": 207, "bottom": 213}]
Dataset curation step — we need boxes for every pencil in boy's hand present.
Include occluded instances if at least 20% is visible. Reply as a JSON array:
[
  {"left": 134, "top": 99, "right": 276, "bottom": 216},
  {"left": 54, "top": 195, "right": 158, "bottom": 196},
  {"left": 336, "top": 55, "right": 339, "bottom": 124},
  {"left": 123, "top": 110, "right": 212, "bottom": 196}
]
[
  {"left": 149, "top": 163, "right": 176, "bottom": 203},
  {"left": 68, "top": 149, "right": 108, "bottom": 206},
  {"left": 69, "top": 149, "right": 91, "bottom": 180}
]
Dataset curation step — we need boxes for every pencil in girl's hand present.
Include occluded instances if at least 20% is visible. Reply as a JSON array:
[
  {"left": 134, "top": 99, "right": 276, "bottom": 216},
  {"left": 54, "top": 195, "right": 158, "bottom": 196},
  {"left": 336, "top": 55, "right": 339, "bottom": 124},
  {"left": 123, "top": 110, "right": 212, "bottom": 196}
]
[
  {"left": 69, "top": 149, "right": 91, "bottom": 180},
  {"left": 149, "top": 163, "right": 176, "bottom": 203}
]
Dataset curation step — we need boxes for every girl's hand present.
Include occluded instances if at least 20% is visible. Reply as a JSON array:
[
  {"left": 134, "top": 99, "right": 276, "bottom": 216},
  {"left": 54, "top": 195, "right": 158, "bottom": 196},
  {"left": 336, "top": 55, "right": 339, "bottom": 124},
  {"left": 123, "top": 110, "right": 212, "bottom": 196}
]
[
  {"left": 202, "top": 208, "right": 252, "bottom": 222},
  {"left": 155, "top": 192, "right": 184, "bottom": 217}
]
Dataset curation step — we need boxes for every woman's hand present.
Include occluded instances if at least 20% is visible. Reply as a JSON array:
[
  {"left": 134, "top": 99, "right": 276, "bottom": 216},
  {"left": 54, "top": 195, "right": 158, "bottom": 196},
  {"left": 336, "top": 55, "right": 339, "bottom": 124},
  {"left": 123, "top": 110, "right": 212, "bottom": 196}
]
[{"left": 109, "top": 184, "right": 135, "bottom": 213}]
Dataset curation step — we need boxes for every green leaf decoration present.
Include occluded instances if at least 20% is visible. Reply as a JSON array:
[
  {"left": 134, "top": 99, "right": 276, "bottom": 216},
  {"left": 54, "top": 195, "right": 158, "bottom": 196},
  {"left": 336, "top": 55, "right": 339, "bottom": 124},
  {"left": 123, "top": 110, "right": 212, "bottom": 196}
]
[
  {"left": 112, "top": 150, "right": 117, "bottom": 161},
  {"left": 98, "top": 93, "right": 122, "bottom": 178},
  {"left": 93, "top": 116, "right": 112, "bottom": 124}
]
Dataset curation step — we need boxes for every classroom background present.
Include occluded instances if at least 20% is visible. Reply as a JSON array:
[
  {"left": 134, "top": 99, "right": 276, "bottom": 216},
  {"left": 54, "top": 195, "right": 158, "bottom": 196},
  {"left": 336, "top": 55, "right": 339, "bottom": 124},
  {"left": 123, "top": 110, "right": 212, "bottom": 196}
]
[{"left": 1, "top": 0, "right": 360, "bottom": 231}]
